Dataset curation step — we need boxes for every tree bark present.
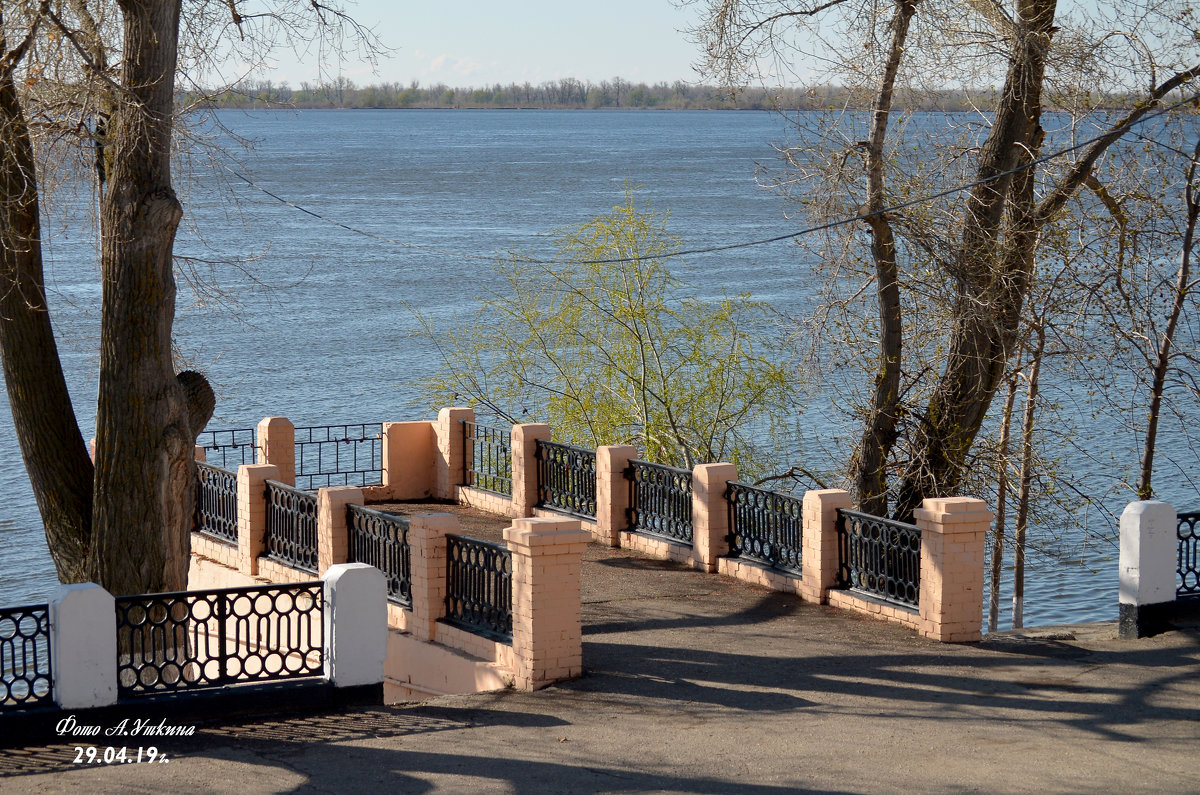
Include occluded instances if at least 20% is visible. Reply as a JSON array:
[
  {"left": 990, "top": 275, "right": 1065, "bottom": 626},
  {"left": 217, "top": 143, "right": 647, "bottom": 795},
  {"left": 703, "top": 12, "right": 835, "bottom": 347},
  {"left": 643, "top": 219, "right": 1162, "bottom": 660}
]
[
  {"left": 988, "top": 368, "right": 1020, "bottom": 633},
  {"left": 90, "top": 0, "right": 213, "bottom": 596},
  {"left": 893, "top": 0, "right": 1057, "bottom": 520},
  {"left": 1012, "top": 324, "right": 1045, "bottom": 629},
  {"left": 850, "top": 0, "right": 916, "bottom": 517},
  {"left": 0, "top": 28, "right": 95, "bottom": 583},
  {"left": 1138, "top": 135, "right": 1200, "bottom": 499}
]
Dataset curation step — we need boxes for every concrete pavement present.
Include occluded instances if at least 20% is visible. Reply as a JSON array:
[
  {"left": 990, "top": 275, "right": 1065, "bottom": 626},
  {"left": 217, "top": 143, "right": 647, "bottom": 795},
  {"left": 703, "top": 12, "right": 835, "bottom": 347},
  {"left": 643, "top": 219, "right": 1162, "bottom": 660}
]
[{"left": 3, "top": 539, "right": 1198, "bottom": 793}]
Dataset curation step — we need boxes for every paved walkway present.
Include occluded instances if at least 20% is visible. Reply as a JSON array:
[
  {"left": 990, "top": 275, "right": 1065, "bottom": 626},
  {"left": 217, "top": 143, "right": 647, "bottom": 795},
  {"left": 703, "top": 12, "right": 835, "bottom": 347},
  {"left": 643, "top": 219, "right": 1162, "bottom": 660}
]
[{"left": 4, "top": 506, "right": 1199, "bottom": 793}]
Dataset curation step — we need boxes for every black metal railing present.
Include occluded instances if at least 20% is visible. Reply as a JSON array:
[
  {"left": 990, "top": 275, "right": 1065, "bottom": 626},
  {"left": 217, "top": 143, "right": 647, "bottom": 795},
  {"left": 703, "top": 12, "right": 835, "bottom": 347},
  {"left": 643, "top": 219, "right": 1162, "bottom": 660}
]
[
  {"left": 348, "top": 504, "right": 412, "bottom": 607},
  {"left": 461, "top": 420, "right": 513, "bottom": 496},
  {"left": 1178, "top": 511, "right": 1200, "bottom": 598},
  {"left": 726, "top": 482, "right": 804, "bottom": 575},
  {"left": 196, "top": 427, "right": 258, "bottom": 471},
  {"left": 444, "top": 535, "right": 513, "bottom": 643},
  {"left": 294, "top": 423, "right": 384, "bottom": 490},
  {"left": 266, "top": 480, "right": 319, "bottom": 573},
  {"left": 115, "top": 582, "right": 323, "bottom": 697},
  {"left": 627, "top": 459, "right": 693, "bottom": 545},
  {"left": 536, "top": 440, "right": 597, "bottom": 520},
  {"left": 836, "top": 509, "right": 921, "bottom": 611},
  {"left": 1, "top": 604, "right": 52, "bottom": 710},
  {"left": 195, "top": 461, "right": 239, "bottom": 545}
]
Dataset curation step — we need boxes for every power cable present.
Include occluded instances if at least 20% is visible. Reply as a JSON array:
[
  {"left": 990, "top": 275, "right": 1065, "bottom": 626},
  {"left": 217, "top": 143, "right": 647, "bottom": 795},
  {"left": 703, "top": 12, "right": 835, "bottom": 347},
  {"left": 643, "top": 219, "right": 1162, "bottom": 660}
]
[{"left": 225, "top": 90, "right": 1200, "bottom": 265}]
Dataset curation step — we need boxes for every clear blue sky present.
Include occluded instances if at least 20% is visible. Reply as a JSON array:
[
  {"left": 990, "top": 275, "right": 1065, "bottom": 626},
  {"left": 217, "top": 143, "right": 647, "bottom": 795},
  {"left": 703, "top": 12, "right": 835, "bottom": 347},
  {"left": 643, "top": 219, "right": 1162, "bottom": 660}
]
[{"left": 266, "top": 1, "right": 706, "bottom": 87}]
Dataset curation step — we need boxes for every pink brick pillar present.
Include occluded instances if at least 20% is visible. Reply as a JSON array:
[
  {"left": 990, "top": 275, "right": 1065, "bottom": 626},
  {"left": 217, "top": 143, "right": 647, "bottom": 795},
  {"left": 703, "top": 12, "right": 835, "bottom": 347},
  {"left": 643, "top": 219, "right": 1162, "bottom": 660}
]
[
  {"left": 596, "top": 445, "right": 636, "bottom": 546},
  {"left": 317, "top": 486, "right": 363, "bottom": 574},
  {"left": 257, "top": 416, "right": 295, "bottom": 486},
  {"left": 237, "top": 463, "right": 279, "bottom": 576},
  {"left": 512, "top": 423, "right": 552, "bottom": 518},
  {"left": 434, "top": 407, "right": 474, "bottom": 499},
  {"left": 380, "top": 421, "right": 436, "bottom": 500},
  {"left": 194, "top": 445, "right": 206, "bottom": 462},
  {"left": 913, "top": 497, "right": 991, "bottom": 642},
  {"left": 801, "top": 489, "right": 851, "bottom": 604},
  {"left": 504, "top": 517, "right": 590, "bottom": 690},
  {"left": 406, "top": 513, "right": 457, "bottom": 641},
  {"left": 692, "top": 463, "right": 737, "bottom": 572}
]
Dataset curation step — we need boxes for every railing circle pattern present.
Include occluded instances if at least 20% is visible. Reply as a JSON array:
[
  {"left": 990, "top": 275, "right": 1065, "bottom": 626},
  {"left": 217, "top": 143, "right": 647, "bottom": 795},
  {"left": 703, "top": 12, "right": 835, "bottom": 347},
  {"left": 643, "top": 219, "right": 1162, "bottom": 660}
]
[
  {"left": 627, "top": 460, "right": 694, "bottom": 545},
  {"left": 1178, "top": 512, "right": 1200, "bottom": 597},
  {"left": 836, "top": 509, "right": 921, "bottom": 611},
  {"left": 265, "top": 480, "right": 319, "bottom": 573},
  {"left": 348, "top": 504, "right": 413, "bottom": 607},
  {"left": 0, "top": 605, "right": 52, "bottom": 709},
  {"left": 444, "top": 535, "right": 513, "bottom": 643},
  {"left": 115, "top": 583, "right": 323, "bottom": 695},
  {"left": 536, "top": 441, "right": 597, "bottom": 520},
  {"left": 726, "top": 482, "right": 803, "bottom": 574}
]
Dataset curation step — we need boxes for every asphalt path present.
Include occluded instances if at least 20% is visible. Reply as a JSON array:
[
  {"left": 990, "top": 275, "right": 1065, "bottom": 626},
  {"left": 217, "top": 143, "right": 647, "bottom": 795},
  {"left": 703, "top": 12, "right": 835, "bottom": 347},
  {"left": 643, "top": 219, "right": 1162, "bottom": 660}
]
[{"left": 4, "top": 515, "right": 1198, "bottom": 793}]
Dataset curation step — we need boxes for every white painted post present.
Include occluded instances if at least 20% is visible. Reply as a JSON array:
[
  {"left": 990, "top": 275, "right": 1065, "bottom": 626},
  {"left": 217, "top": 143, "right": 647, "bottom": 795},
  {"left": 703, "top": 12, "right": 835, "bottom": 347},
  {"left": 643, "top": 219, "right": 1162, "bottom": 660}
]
[
  {"left": 1119, "top": 500, "right": 1178, "bottom": 639},
  {"left": 50, "top": 583, "right": 118, "bottom": 709},
  {"left": 322, "top": 563, "right": 387, "bottom": 688}
]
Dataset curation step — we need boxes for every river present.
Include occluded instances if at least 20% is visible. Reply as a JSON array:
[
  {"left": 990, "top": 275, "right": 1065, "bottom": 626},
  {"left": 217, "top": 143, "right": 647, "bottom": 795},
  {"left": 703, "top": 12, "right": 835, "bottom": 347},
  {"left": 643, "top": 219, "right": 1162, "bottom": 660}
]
[{"left": 0, "top": 109, "right": 1193, "bottom": 629}]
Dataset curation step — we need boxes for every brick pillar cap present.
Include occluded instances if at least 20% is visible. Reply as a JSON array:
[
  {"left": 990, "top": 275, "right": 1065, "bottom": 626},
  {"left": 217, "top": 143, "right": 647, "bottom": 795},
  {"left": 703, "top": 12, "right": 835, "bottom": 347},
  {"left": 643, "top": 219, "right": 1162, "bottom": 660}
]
[
  {"left": 504, "top": 517, "right": 590, "bottom": 547},
  {"left": 694, "top": 462, "right": 737, "bottom": 475},
  {"left": 597, "top": 444, "right": 637, "bottom": 454},
  {"left": 319, "top": 485, "right": 364, "bottom": 499},
  {"left": 913, "top": 497, "right": 992, "bottom": 527}
]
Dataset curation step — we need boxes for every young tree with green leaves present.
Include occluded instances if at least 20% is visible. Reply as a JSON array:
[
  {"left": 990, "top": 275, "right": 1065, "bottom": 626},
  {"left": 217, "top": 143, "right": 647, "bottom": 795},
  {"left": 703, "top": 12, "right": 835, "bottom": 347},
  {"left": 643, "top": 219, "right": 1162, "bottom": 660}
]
[{"left": 418, "top": 190, "right": 801, "bottom": 480}]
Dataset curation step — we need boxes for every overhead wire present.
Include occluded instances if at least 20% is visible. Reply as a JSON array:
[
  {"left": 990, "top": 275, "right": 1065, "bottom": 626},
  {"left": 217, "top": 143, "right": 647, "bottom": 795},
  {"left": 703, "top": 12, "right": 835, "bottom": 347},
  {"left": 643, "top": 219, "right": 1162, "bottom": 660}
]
[{"left": 225, "top": 90, "right": 1200, "bottom": 266}]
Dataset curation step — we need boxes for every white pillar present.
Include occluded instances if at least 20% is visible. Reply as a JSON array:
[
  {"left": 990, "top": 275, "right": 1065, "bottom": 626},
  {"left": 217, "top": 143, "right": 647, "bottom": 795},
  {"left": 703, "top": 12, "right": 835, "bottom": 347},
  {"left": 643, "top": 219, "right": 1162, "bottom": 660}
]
[
  {"left": 50, "top": 583, "right": 118, "bottom": 709},
  {"left": 322, "top": 563, "right": 387, "bottom": 687},
  {"left": 1119, "top": 500, "right": 1178, "bottom": 639}
]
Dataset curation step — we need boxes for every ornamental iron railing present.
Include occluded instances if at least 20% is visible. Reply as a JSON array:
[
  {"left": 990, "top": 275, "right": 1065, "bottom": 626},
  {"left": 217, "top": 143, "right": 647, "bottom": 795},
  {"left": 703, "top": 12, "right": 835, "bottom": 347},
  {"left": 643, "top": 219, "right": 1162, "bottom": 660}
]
[
  {"left": 196, "top": 427, "right": 258, "bottom": 471},
  {"left": 195, "top": 461, "right": 239, "bottom": 545},
  {"left": 294, "top": 423, "right": 384, "bottom": 490},
  {"left": 836, "top": 508, "right": 921, "bottom": 611},
  {"left": 726, "top": 482, "right": 804, "bottom": 575},
  {"left": 0, "top": 604, "right": 52, "bottom": 710},
  {"left": 461, "top": 420, "right": 513, "bottom": 496},
  {"left": 348, "top": 504, "right": 412, "bottom": 607},
  {"left": 536, "top": 440, "right": 597, "bottom": 520},
  {"left": 1178, "top": 511, "right": 1200, "bottom": 598},
  {"left": 115, "top": 582, "right": 323, "bottom": 696},
  {"left": 444, "top": 535, "right": 513, "bottom": 643},
  {"left": 265, "top": 480, "right": 319, "bottom": 573},
  {"left": 627, "top": 459, "right": 693, "bottom": 545}
]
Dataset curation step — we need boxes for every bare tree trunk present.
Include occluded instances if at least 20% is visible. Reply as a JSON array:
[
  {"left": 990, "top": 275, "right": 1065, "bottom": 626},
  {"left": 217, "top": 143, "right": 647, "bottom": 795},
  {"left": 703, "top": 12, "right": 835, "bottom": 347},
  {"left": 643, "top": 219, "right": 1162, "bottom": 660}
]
[
  {"left": 851, "top": 0, "right": 916, "bottom": 517},
  {"left": 0, "top": 22, "right": 95, "bottom": 583},
  {"left": 894, "top": 0, "right": 1057, "bottom": 520},
  {"left": 90, "top": 0, "right": 212, "bottom": 596},
  {"left": 1011, "top": 324, "right": 1045, "bottom": 629},
  {"left": 1138, "top": 135, "right": 1200, "bottom": 499},
  {"left": 988, "top": 369, "right": 1020, "bottom": 633}
]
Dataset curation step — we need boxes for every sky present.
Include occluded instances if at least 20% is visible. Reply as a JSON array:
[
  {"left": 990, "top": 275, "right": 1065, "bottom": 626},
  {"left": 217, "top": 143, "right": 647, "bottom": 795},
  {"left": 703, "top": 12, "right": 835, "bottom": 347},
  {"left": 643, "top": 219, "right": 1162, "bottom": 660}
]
[{"left": 264, "top": 1, "right": 707, "bottom": 88}]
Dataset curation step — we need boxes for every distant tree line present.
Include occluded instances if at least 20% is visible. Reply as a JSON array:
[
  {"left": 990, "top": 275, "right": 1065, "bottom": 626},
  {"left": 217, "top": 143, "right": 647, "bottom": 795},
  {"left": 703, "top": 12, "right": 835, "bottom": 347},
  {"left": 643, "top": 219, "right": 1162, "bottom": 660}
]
[{"left": 183, "top": 77, "right": 1019, "bottom": 111}]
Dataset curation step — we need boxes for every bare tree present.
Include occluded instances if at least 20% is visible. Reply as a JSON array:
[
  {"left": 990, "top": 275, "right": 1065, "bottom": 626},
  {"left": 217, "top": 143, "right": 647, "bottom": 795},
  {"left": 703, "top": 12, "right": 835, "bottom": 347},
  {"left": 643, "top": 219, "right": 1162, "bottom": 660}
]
[
  {"left": 687, "top": 0, "right": 1200, "bottom": 520},
  {"left": 0, "top": 0, "right": 377, "bottom": 595}
]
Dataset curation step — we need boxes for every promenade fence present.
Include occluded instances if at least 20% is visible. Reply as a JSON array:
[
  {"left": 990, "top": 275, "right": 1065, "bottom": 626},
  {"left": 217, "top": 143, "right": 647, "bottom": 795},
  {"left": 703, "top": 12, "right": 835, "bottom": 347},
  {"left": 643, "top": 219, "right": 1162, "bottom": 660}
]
[
  {"left": 197, "top": 409, "right": 993, "bottom": 643},
  {"left": 627, "top": 459, "right": 693, "bottom": 546},
  {"left": 0, "top": 567, "right": 384, "bottom": 720}
]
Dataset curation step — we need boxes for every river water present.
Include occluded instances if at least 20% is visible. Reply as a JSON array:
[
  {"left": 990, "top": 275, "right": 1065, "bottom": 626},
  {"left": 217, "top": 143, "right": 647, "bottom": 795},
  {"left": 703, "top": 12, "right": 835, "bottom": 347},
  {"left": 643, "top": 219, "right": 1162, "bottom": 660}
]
[{"left": 0, "top": 109, "right": 1193, "bottom": 629}]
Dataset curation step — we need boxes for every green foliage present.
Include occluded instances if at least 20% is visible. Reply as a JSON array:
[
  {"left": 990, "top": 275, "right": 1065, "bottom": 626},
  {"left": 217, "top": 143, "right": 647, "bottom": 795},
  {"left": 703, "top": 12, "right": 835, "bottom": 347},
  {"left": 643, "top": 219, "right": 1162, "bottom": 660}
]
[{"left": 416, "top": 190, "right": 800, "bottom": 478}]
